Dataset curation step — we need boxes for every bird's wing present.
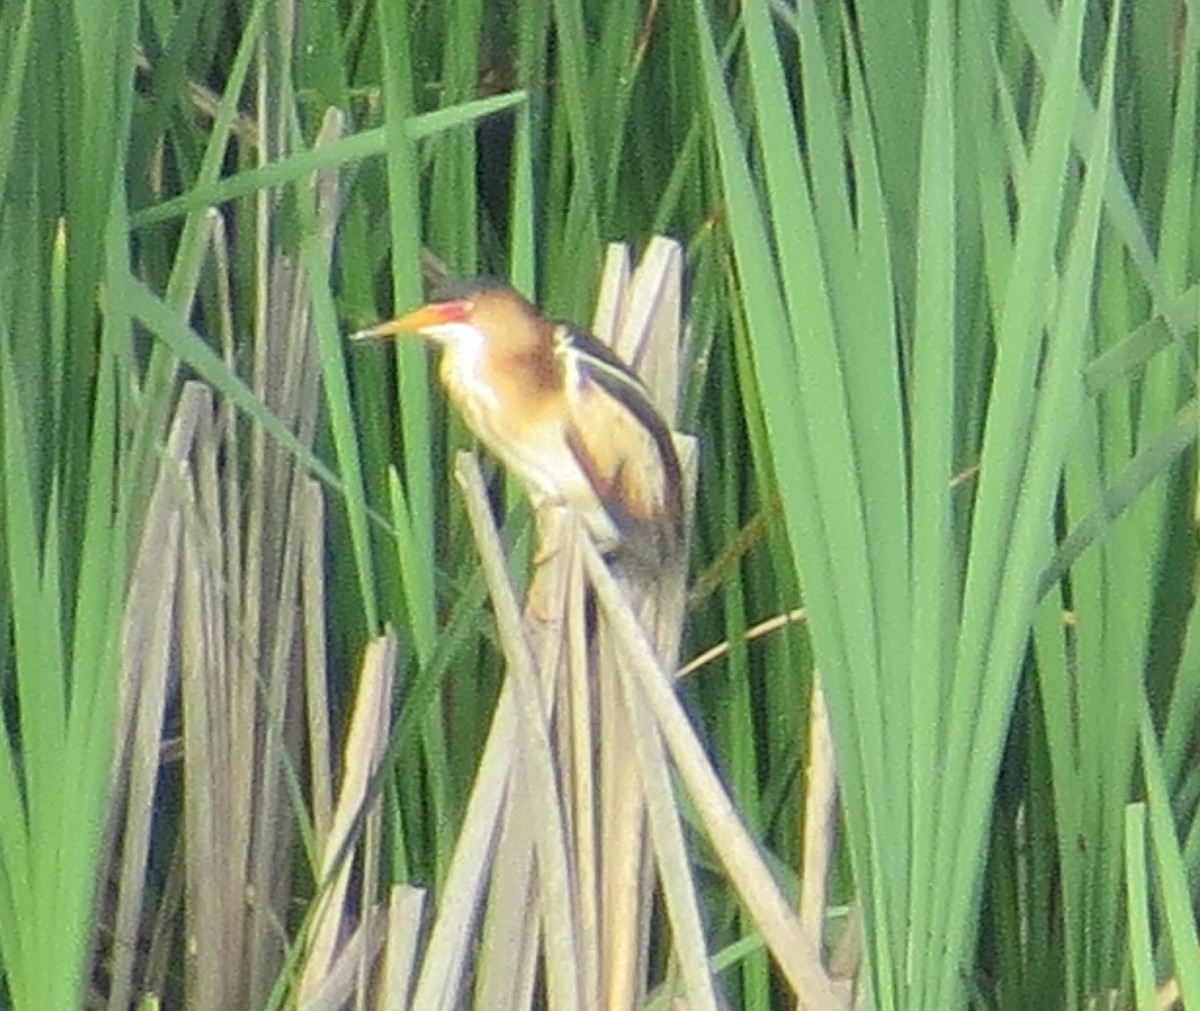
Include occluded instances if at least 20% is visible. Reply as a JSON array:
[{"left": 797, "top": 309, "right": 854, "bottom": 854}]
[{"left": 554, "top": 325, "right": 683, "bottom": 568}]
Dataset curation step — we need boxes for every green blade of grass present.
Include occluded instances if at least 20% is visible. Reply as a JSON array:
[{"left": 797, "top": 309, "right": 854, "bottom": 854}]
[
  {"left": 690, "top": 1, "right": 891, "bottom": 1003},
  {"left": 904, "top": 0, "right": 957, "bottom": 991},
  {"left": 932, "top": 2, "right": 1116, "bottom": 1003},
  {"left": 1124, "top": 804, "right": 1160, "bottom": 1011},
  {"left": 1140, "top": 697, "right": 1200, "bottom": 1007},
  {"left": 129, "top": 91, "right": 527, "bottom": 229}
]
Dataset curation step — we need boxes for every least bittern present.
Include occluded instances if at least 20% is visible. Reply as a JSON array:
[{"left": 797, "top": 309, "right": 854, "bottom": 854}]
[{"left": 354, "top": 278, "right": 683, "bottom": 575}]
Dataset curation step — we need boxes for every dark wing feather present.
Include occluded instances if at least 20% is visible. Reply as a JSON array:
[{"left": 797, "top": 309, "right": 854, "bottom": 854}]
[{"left": 556, "top": 325, "right": 684, "bottom": 573}]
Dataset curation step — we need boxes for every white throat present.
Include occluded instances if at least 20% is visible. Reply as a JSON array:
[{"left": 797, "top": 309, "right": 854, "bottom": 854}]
[{"left": 424, "top": 322, "right": 501, "bottom": 412}]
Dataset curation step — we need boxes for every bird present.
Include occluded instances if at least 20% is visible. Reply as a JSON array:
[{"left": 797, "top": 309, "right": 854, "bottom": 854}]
[{"left": 353, "top": 277, "right": 683, "bottom": 577}]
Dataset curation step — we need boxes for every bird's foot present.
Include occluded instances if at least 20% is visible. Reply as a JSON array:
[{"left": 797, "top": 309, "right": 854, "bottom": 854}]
[{"left": 531, "top": 501, "right": 570, "bottom": 566}]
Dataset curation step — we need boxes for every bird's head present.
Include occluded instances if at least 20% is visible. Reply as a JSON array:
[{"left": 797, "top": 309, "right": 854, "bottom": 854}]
[{"left": 354, "top": 278, "right": 550, "bottom": 358}]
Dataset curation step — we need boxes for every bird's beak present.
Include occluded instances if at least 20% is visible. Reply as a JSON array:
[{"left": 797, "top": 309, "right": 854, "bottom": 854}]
[{"left": 351, "top": 299, "right": 470, "bottom": 341}]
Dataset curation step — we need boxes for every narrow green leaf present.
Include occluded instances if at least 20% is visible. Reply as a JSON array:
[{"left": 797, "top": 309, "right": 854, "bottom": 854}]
[{"left": 129, "top": 92, "right": 527, "bottom": 229}]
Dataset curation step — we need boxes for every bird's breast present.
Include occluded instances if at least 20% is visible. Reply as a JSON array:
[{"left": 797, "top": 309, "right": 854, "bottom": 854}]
[{"left": 437, "top": 343, "right": 618, "bottom": 544}]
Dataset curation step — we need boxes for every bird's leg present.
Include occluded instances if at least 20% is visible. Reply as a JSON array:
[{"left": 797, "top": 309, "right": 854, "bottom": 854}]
[
  {"left": 525, "top": 502, "right": 578, "bottom": 623},
  {"left": 531, "top": 500, "right": 569, "bottom": 566}
]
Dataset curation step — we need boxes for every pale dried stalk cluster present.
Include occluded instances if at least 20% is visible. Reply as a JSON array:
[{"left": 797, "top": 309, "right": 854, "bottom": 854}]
[{"left": 102, "top": 129, "right": 856, "bottom": 1008}]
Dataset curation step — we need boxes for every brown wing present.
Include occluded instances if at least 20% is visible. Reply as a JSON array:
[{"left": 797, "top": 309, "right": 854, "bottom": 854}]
[{"left": 556, "top": 326, "right": 683, "bottom": 573}]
